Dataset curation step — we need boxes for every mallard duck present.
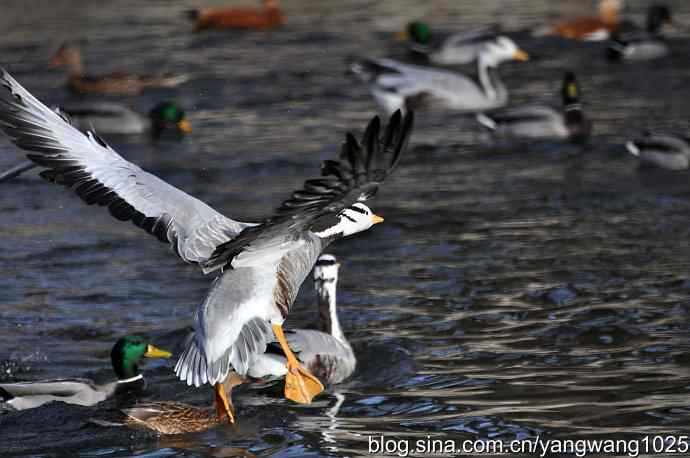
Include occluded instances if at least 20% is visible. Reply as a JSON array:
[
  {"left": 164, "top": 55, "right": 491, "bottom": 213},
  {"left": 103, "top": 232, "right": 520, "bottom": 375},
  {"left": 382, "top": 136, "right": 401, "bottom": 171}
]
[
  {"left": 0, "top": 69, "right": 413, "bottom": 424},
  {"left": 476, "top": 71, "right": 591, "bottom": 143},
  {"left": 0, "top": 101, "right": 191, "bottom": 183},
  {"left": 626, "top": 132, "right": 690, "bottom": 170},
  {"left": 0, "top": 336, "right": 171, "bottom": 411},
  {"left": 607, "top": 5, "right": 672, "bottom": 61},
  {"left": 397, "top": 20, "right": 499, "bottom": 65},
  {"left": 49, "top": 43, "right": 189, "bottom": 95},
  {"left": 350, "top": 36, "right": 529, "bottom": 115},
  {"left": 187, "top": 0, "right": 283, "bottom": 31},
  {"left": 534, "top": 0, "right": 623, "bottom": 41},
  {"left": 63, "top": 101, "right": 192, "bottom": 137}
]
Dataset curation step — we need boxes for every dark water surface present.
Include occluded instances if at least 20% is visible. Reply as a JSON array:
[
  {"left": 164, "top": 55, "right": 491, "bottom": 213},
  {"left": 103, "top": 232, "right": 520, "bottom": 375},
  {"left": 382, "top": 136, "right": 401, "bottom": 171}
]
[{"left": 3, "top": 0, "right": 690, "bottom": 456}]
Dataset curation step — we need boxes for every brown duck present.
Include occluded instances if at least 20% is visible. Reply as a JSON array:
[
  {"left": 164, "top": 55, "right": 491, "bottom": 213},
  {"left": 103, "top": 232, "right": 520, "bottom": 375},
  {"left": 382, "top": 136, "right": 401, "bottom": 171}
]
[
  {"left": 188, "top": 0, "right": 283, "bottom": 31},
  {"left": 50, "top": 43, "right": 189, "bottom": 95}
]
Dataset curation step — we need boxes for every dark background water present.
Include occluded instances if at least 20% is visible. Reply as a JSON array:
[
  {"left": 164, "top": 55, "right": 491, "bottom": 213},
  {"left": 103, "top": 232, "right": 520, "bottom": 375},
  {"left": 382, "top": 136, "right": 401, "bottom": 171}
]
[{"left": 3, "top": 0, "right": 690, "bottom": 456}]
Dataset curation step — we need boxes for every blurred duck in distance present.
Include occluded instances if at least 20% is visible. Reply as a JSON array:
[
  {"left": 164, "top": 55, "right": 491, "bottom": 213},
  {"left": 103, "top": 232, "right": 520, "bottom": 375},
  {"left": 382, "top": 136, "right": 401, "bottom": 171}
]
[
  {"left": 533, "top": 0, "right": 624, "bottom": 41},
  {"left": 607, "top": 5, "right": 672, "bottom": 61},
  {"left": 397, "top": 20, "right": 500, "bottom": 66},
  {"left": 187, "top": 0, "right": 283, "bottom": 30},
  {"left": 626, "top": 132, "right": 690, "bottom": 170},
  {"left": 476, "top": 71, "right": 591, "bottom": 144},
  {"left": 50, "top": 42, "right": 189, "bottom": 94}
]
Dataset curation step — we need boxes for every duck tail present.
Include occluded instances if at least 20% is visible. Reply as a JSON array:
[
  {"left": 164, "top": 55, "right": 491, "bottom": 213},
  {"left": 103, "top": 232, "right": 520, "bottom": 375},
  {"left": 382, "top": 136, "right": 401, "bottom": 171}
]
[
  {"left": 0, "top": 386, "right": 14, "bottom": 401},
  {"left": 476, "top": 113, "right": 497, "bottom": 130},
  {"left": 606, "top": 40, "right": 626, "bottom": 61},
  {"left": 626, "top": 140, "right": 640, "bottom": 157}
]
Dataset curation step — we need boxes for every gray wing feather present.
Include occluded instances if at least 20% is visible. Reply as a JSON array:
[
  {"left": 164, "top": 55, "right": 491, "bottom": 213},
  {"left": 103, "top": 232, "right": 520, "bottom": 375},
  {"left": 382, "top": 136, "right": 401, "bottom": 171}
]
[
  {"left": 0, "top": 69, "right": 253, "bottom": 266},
  {"left": 286, "top": 330, "right": 356, "bottom": 384}
]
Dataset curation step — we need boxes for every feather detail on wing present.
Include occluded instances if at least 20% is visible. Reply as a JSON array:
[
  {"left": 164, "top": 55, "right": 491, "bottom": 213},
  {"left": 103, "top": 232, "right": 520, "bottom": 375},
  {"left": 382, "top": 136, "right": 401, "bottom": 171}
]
[
  {"left": 0, "top": 69, "right": 253, "bottom": 266},
  {"left": 201, "top": 110, "right": 414, "bottom": 272}
]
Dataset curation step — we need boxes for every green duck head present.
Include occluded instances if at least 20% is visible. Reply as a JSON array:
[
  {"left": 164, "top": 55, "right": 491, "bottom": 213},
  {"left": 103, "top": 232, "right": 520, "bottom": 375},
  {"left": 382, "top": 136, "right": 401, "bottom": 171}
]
[
  {"left": 111, "top": 335, "right": 172, "bottom": 381},
  {"left": 149, "top": 102, "right": 192, "bottom": 139},
  {"left": 405, "top": 21, "right": 432, "bottom": 45}
]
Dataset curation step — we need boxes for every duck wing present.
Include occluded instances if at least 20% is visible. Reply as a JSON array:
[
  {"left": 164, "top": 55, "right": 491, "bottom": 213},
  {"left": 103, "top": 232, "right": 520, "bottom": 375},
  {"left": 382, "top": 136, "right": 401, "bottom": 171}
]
[{"left": 0, "top": 69, "right": 254, "bottom": 266}]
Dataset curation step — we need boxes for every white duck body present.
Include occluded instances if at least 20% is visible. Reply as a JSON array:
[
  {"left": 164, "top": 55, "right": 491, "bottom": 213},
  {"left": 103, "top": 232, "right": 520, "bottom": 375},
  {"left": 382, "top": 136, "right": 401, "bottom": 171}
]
[
  {"left": 352, "top": 37, "right": 528, "bottom": 115},
  {"left": 626, "top": 132, "right": 690, "bottom": 170}
]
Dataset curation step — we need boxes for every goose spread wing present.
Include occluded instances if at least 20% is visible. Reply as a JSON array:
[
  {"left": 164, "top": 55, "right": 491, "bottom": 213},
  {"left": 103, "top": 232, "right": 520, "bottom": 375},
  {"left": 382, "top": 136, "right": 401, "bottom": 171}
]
[
  {"left": 0, "top": 69, "right": 253, "bottom": 265},
  {"left": 202, "top": 110, "right": 414, "bottom": 272}
]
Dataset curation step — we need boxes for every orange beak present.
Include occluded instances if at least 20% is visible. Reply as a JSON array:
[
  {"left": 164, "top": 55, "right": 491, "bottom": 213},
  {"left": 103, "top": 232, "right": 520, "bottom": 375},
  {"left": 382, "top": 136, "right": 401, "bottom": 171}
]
[
  {"left": 177, "top": 119, "right": 192, "bottom": 134},
  {"left": 513, "top": 49, "right": 530, "bottom": 61},
  {"left": 371, "top": 214, "right": 384, "bottom": 225}
]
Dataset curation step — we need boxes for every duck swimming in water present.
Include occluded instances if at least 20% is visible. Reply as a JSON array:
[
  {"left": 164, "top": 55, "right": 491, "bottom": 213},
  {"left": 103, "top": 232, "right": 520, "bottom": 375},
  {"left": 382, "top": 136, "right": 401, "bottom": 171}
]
[
  {"left": 49, "top": 42, "right": 188, "bottom": 95},
  {"left": 187, "top": 0, "right": 284, "bottom": 31},
  {"left": 0, "top": 336, "right": 171, "bottom": 411},
  {"left": 476, "top": 71, "right": 591, "bottom": 144},
  {"left": 626, "top": 132, "right": 690, "bottom": 170},
  {"left": 607, "top": 5, "right": 672, "bottom": 61}
]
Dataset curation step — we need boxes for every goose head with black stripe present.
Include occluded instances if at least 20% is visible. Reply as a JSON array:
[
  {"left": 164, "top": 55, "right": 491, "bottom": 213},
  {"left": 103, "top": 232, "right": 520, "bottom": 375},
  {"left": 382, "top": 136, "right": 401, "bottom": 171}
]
[{"left": 310, "top": 202, "right": 383, "bottom": 240}]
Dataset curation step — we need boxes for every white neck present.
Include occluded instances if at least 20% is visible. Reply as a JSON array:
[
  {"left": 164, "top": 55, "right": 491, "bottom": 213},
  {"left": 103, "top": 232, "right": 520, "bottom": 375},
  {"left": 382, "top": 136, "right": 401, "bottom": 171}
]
[
  {"left": 478, "top": 56, "right": 500, "bottom": 101},
  {"left": 117, "top": 374, "right": 143, "bottom": 384},
  {"left": 317, "top": 278, "right": 346, "bottom": 343}
]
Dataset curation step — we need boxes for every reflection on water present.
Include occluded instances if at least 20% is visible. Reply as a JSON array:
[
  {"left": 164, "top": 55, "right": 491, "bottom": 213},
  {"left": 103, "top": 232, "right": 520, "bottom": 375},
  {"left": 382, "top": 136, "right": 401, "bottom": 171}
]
[{"left": 3, "top": 0, "right": 690, "bottom": 457}]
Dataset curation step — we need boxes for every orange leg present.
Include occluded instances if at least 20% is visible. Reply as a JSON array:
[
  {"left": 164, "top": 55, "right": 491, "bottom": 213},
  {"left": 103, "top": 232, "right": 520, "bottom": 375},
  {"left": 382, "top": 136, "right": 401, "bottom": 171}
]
[
  {"left": 214, "top": 382, "right": 235, "bottom": 424},
  {"left": 272, "top": 323, "right": 324, "bottom": 404}
]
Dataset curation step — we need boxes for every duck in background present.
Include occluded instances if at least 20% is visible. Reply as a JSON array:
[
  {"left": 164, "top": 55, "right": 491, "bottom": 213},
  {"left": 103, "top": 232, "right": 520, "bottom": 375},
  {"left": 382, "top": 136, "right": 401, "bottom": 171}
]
[
  {"left": 350, "top": 37, "right": 528, "bottom": 115},
  {"left": 187, "top": 0, "right": 283, "bottom": 31},
  {"left": 50, "top": 42, "right": 189, "bottom": 94},
  {"left": 397, "top": 20, "right": 499, "bottom": 65},
  {"left": 534, "top": 0, "right": 623, "bottom": 41},
  {"left": 476, "top": 71, "right": 591, "bottom": 144},
  {"left": 626, "top": 132, "right": 690, "bottom": 170},
  {"left": 0, "top": 336, "right": 171, "bottom": 411},
  {"left": 0, "top": 101, "right": 191, "bottom": 183},
  {"left": 607, "top": 5, "right": 672, "bottom": 61}
]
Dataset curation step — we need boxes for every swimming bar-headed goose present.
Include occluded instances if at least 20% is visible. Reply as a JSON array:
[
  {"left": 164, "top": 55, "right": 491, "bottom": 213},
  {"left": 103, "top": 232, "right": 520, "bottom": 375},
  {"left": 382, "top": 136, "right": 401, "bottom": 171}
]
[
  {"left": 350, "top": 36, "right": 528, "bottom": 115},
  {"left": 626, "top": 132, "right": 690, "bottom": 170},
  {"left": 248, "top": 254, "right": 356, "bottom": 384},
  {"left": 476, "top": 71, "right": 591, "bottom": 143},
  {"left": 0, "top": 336, "right": 171, "bottom": 411},
  {"left": 0, "top": 69, "right": 413, "bottom": 423},
  {"left": 398, "top": 21, "right": 499, "bottom": 65}
]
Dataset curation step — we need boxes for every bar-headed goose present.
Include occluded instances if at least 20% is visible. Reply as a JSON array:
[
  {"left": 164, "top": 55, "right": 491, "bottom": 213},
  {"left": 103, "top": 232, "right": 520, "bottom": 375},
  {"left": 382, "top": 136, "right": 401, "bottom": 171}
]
[
  {"left": 398, "top": 21, "right": 499, "bottom": 65},
  {"left": 0, "top": 69, "right": 413, "bottom": 424},
  {"left": 607, "top": 5, "right": 672, "bottom": 61},
  {"left": 248, "top": 254, "right": 355, "bottom": 384},
  {"left": 626, "top": 132, "right": 690, "bottom": 170},
  {"left": 350, "top": 36, "right": 529, "bottom": 115},
  {"left": 476, "top": 71, "right": 591, "bottom": 143},
  {"left": 0, "top": 336, "right": 171, "bottom": 411}
]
